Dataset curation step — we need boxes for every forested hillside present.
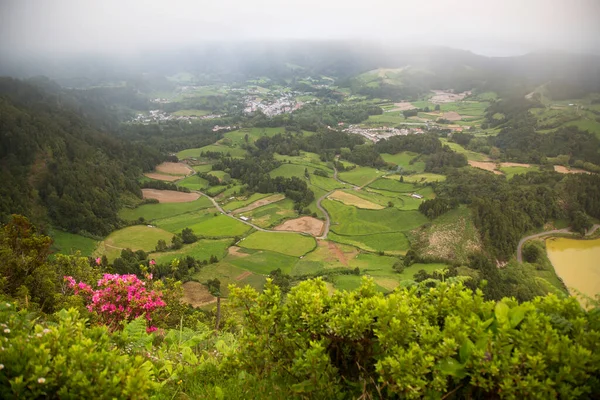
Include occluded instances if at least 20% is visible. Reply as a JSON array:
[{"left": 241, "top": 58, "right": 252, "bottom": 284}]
[{"left": 0, "top": 78, "right": 163, "bottom": 235}]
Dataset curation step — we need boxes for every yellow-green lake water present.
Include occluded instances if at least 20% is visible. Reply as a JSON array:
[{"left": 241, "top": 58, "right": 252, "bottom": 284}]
[{"left": 546, "top": 237, "right": 600, "bottom": 306}]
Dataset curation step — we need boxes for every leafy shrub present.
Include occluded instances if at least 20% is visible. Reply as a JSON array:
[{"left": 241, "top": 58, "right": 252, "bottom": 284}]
[{"left": 0, "top": 303, "right": 157, "bottom": 399}]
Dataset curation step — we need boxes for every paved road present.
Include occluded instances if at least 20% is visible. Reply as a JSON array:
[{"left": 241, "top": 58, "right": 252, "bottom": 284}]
[
  {"left": 315, "top": 190, "right": 334, "bottom": 239},
  {"left": 516, "top": 224, "right": 600, "bottom": 263}
]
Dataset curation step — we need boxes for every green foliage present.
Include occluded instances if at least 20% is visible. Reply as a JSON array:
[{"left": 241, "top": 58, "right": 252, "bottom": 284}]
[
  {"left": 229, "top": 279, "right": 600, "bottom": 399},
  {"left": 0, "top": 304, "right": 157, "bottom": 399}
]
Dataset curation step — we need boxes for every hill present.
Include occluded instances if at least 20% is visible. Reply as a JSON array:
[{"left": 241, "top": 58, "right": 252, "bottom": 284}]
[{"left": 0, "top": 77, "right": 163, "bottom": 235}]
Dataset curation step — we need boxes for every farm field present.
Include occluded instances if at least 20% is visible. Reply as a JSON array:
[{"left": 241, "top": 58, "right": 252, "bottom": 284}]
[
  {"left": 328, "top": 190, "right": 384, "bottom": 209},
  {"left": 274, "top": 216, "right": 324, "bottom": 236},
  {"left": 244, "top": 198, "right": 297, "bottom": 228},
  {"left": 239, "top": 231, "right": 316, "bottom": 257},
  {"left": 324, "top": 199, "right": 428, "bottom": 235},
  {"left": 274, "top": 151, "right": 331, "bottom": 171},
  {"left": 309, "top": 174, "right": 348, "bottom": 191},
  {"left": 231, "top": 194, "right": 285, "bottom": 214},
  {"left": 152, "top": 238, "right": 231, "bottom": 264},
  {"left": 119, "top": 196, "right": 213, "bottom": 222},
  {"left": 328, "top": 231, "right": 410, "bottom": 255},
  {"left": 367, "top": 178, "right": 419, "bottom": 193},
  {"left": 227, "top": 248, "right": 299, "bottom": 275},
  {"left": 269, "top": 163, "right": 315, "bottom": 179},
  {"left": 381, "top": 151, "right": 426, "bottom": 172},
  {"left": 177, "top": 175, "right": 209, "bottom": 190},
  {"left": 192, "top": 262, "right": 266, "bottom": 296},
  {"left": 397, "top": 173, "right": 446, "bottom": 183},
  {"left": 500, "top": 165, "right": 539, "bottom": 180},
  {"left": 142, "top": 189, "right": 201, "bottom": 203},
  {"left": 95, "top": 226, "right": 174, "bottom": 261},
  {"left": 338, "top": 166, "right": 386, "bottom": 187},
  {"left": 51, "top": 230, "right": 98, "bottom": 256},
  {"left": 187, "top": 214, "right": 251, "bottom": 237},
  {"left": 440, "top": 139, "right": 489, "bottom": 161}
]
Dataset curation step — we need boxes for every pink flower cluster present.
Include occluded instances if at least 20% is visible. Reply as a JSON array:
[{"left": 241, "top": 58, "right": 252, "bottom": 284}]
[{"left": 65, "top": 274, "right": 166, "bottom": 333}]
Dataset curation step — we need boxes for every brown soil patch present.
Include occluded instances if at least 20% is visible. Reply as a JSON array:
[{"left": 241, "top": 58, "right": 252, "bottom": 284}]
[
  {"left": 468, "top": 161, "right": 503, "bottom": 175},
  {"left": 274, "top": 216, "right": 324, "bottom": 236},
  {"left": 388, "top": 102, "right": 416, "bottom": 112},
  {"left": 430, "top": 90, "right": 471, "bottom": 103},
  {"left": 142, "top": 189, "right": 200, "bottom": 203},
  {"left": 329, "top": 190, "right": 384, "bottom": 209},
  {"left": 441, "top": 111, "right": 462, "bottom": 121},
  {"left": 181, "top": 281, "right": 216, "bottom": 307},
  {"left": 554, "top": 165, "right": 589, "bottom": 174},
  {"left": 500, "top": 162, "right": 531, "bottom": 168},
  {"left": 235, "top": 271, "right": 253, "bottom": 281},
  {"left": 228, "top": 246, "right": 250, "bottom": 258},
  {"left": 143, "top": 172, "right": 182, "bottom": 182},
  {"left": 155, "top": 162, "right": 193, "bottom": 176},
  {"left": 233, "top": 194, "right": 285, "bottom": 214},
  {"left": 328, "top": 241, "right": 348, "bottom": 266}
]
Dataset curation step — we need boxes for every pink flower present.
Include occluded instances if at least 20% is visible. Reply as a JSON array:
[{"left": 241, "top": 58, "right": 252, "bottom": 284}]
[
  {"left": 95, "top": 257, "right": 102, "bottom": 265},
  {"left": 146, "top": 326, "right": 157, "bottom": 333},
  {"left": 149, "top": 260, "right": 156, "bottom": 266}
]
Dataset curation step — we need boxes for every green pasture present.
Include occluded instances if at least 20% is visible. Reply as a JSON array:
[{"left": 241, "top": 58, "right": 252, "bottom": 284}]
[
  {"left": 227, "top": 249, "right": 299, "bottom": 275},
  {"left": 310, "top": 174, "right": 348, "bottom": 191},
  {"left": 51, "top": 230, "right": 98, "bottom": 256},
  {"left": 96, "top": 226, "right": 174, "bottom": 261},
  {"left": 338, "top": 166, "right": 386, "bottom": 187},
  {"left": 381, "top": 151, "right": 426, "bottom": 172},
  {"left": 192, "top": 263, "right": 265, "bottom": 297},
  {"left": 440, "top": 139, "right": 489, "bottom": 162},
  {"left": 152, "top": 239, "right": 231, "bottom": 264},
  {"left": 331, "top": 275, "right": 388, "bottom": 292},
  {"left": 399, "top": 173, "right": 446, "bottom": 183},
  {"left": 239, "top": 231, "right": 316, "bottom": 257},
  {"left": 153, "top": 210, "right": 217, "bottom": 234},
  {"left": 177, "top": 175, "right": 209, "bottom": 191},
  {"left": 274, "top": 151, "right": 331, "bottom": 171},
  {"left": 269, "top": 163, "right": 315, "bottom": 179},
  {"left": 324, "top": 199, "right": 427, "bottom": 235},
  {"left": 500, "top": 166, "right": 539, "bottom": 180},
  {"left": 187, "top": 214, "right": 251, "bottom": 237},
  {"left": 328, "top": 231, "right": 410, "bottom": 255},
  {"left": 245, "top": 198, "right": 296, "bottom": 228},
  {"left": 367, "top": 178, "right": 418, "bottom": 193},
  {"left": 223, "top": 193, "right": 272, "bottom": 211},
  {"left": 119, "top": 197, "right": 213, "bottom": 222}
]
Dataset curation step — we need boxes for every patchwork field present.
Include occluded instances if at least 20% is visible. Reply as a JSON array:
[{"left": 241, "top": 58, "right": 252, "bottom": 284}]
[
  {"left": 381, "top": 152, "right": 426, "bottom": 172},
  {"left": 156, "top": 162, "right": 193, "bottom": 175},
  {"left": 176, "top": 144, "right": 248, "bottom": 160},
  {"left": 232, "top": 194, "right": 286, "bottom": 214},
  {"left": 328, "top": 231, "right": 410, "bottom": 255},
  {"left": 142, "top": 189, "right": 201, "bottom": 203},
  {"left": 143, "top": 173, "right": 181, "bottom": 182},
  {"left": 328, "top": 190, "right": 384, "bottom": 210},
  {"left": 187, "top": 214, "right": 251, "bottom": 237},
  {"left": 239, "top": 231, "right": 316, "bottom": 257},
  {"left": 177, "top": 175, "right": 209, "bottom": 190},
  {"left": 338, "top": 166, "right": 386, "bottom": 187},
  {"left": 51, "top": 230, "right": 98, "bottom": 256},
  {"left": 244, "top": 198, "right": 297, "bottom": 228}
]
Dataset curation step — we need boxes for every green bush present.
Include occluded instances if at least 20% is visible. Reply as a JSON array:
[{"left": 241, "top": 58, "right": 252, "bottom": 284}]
[{"left": 0, "top": 303, "right": 158, "bottom": 399}]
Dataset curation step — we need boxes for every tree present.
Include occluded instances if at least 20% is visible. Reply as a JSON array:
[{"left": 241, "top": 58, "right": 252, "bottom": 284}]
[
  {"left": 207, "top": 278, "right": 222, "bottom": 331},
  {"left": 171, "top": 235, "right": 183, "bottom": 250},
  {"left": 180, "top": 228, "right": 197, "bottom": 244},
  {"left": 155, "top": 239, "right": 168, "bottom": 252},
  {"left": 244, "top": 133, "right": 249, "bottom": 143},
  {"left": 434, "top": 104, "right": 441, "bottom": 111}
]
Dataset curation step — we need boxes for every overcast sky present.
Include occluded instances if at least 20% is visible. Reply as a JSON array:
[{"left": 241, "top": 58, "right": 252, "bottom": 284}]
[{"left": 1, "top": 0, "right": 599, "bottom": 57}]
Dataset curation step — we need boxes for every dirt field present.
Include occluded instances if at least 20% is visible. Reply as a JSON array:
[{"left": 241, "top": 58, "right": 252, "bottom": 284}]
[
  {"left": 441, "top": 111, "right": 462, "bottom": 121},
  {"left": 430, "top": 90, "right": 471, "bottom": 103},
  {"left": 468, "top": 161, "right": 503, "bottom": 175},
  {"left": 274, "top": 216, "right": 324, "bottom": 236},
  {"left": 228, "top": 246, "right": 250, "bottom": 258},
  {"left": 388, "top": 102, "right": 416, "bottom": 112},
  {"left": 328, "top": 190, "right": 384, "bottom": 209},
  {"left": 181, "top": 281, "right": 216, "bottom": 307},
  {"left": 155, "top": 162, "right": 193, "bottom": 176},
  {"left": 554, "top": 165, "right": 589, "bottom": 174},
  {"left": 142, "top": 189, "right": 201, "bottom": 203},
  {"left": 500, "top": 162, "right": 531, "bottom": 168},
  {"left": 232, "top": 194, "right": 285, "bottom": 214},
  {"left": 143, "top": 172, "right": 182, "bottom": 182}
]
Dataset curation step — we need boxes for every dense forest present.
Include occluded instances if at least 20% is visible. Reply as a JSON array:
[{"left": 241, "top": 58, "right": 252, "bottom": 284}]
[{"left": 0, "top": 78, "right": 163, "bottom": 236}]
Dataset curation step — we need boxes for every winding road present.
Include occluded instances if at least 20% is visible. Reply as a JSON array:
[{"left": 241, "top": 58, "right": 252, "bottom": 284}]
[{"left": 516, "top": 224, "right": 600, "bottom": 263}]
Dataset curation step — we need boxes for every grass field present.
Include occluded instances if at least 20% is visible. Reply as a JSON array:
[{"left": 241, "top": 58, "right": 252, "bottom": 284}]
[
  {"left": 269, "top": 163, "right": 315, "bottom": 179},
  {"left": 324, "top": 199, "right": 428, "bottom": 235},
  {"left": 192, "top": 262, "right": 266, "bottom": 296},
  {"left": 152, "top": 210, "right": 216, "bottom": 233},
  {"left": 239, "top": 231, "right": 316, "bottom": 257},
  {"left": 381, "top": 152, "right": 426, "bottom": 172},
  {"left": 367, "top": 178, "right": 418, "bottom": 193},
  {"left": 245, "top": 198, "right": 297, "bottom": 228},
  {"left": 499, "top": 165, "right": 539, "bottom": 180},
  {"left": 152, "top": 238, "right": 232, "bottom": 264},
  {"left": 177, "top": 175, "right": 209, "bottom": 190},
  {"left": 51, "top": 230, "right": 98, "bottom": 256},
  {"left": 329, "top": 190, "right": 384, "bottom": 209},
  {"left": 119, "top": 197, "right": 213, "bottom": 222},
  {"left": 331, "top": 275, "right": 388, "bottom": 292},
  {"left": 227, "top": 249, "right": 299, "bottom": 275},
  {"left": 187, "top": 215, "right": 251, "bottom": 237},
  {"left": 440, "top": 139, "right": 489, "bottom": 162},
  {"left": 223, "top": 127, "right": 289, "bottom": 146},
  {"left": 192, "top": 164, "right": 213, "bottom": 173},
  {"left": 338, "top": 167, "right": 386, "bottom": 187},
  {"left": 274, "top": 151, "right": 333, "bottom": 172},
  {"left": 96, "top": 226, "right": 174, "bottom": 261},
  {"left": 176, "top": 144, "right": 247, "bottom": 160},
  {"left": 223, "top": 193, "right": 272, "bottom": 211},
  {"left": 399, "top": 173, "right": 446, "bottom": 183},
  {"left": 328, "top": 231, "right": 410, "bottom": 254}
]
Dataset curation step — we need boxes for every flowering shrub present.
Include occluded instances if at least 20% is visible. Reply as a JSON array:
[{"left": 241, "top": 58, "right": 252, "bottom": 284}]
[{"left": 65, "top": 274, "right": 166, "bottom": 332}]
